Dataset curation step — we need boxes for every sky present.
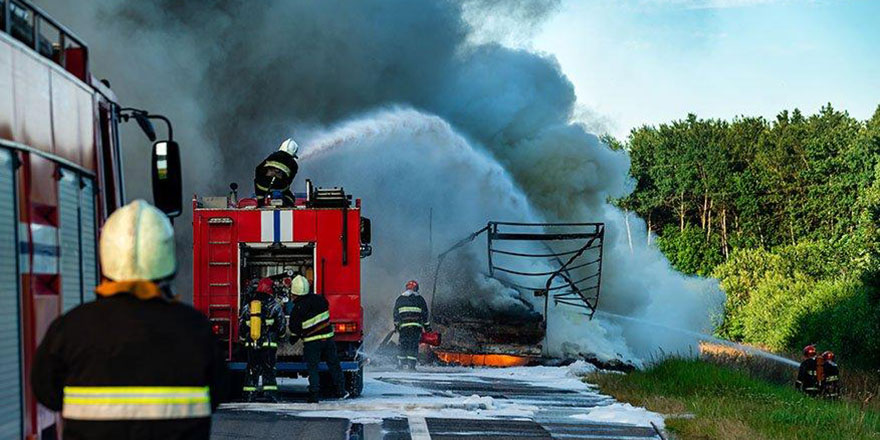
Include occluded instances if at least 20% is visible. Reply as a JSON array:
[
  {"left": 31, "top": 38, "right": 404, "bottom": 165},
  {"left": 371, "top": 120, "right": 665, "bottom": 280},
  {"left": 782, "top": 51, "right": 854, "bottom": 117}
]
[{"left": 528, "top": 0, "right": 880, "bottom": 139}]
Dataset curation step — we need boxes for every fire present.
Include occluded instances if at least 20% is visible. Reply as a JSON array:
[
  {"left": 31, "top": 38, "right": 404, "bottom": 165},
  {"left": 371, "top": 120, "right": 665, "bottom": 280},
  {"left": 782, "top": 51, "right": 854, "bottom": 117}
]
[{"left": 435, "top": 351, "right": 532, "bottom": 367}]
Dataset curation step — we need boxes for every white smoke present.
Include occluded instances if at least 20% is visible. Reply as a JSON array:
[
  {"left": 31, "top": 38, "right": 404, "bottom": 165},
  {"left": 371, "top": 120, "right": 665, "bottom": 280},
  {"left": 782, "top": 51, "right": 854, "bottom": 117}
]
[{"left": 297, "top": 107, "right": 722, "bottom": 361}]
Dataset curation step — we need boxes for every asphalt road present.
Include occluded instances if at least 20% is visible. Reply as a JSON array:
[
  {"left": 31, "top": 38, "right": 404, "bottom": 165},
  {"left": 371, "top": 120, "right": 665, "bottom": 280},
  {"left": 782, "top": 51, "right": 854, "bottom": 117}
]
[{"left": 212, "top": 366, "right": 665, "bottom": 440}]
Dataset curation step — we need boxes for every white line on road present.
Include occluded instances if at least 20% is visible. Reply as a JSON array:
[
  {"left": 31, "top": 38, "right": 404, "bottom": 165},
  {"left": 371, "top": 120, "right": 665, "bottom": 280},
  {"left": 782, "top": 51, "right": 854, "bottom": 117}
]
[{"left": 407, "top": 416, "right": 432, "bottom": 440}]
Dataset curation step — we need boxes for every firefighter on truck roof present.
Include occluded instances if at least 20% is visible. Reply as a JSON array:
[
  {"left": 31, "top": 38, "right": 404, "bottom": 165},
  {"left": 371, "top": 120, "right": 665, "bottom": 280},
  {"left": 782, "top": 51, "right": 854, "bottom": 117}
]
[
  {"left": 288, "top": 275, "right": 347, "bottom": 403},
  {"left": 254, "top": 138, "right": 299, "bottom": 207},
  {"left": 394, "top": 280, "right": 431, "bottom": 370},
  {"left": 239, "top": 277, "right": 287, "bottom": 402},
  {"left": 31, "top": 200, "right": 230, "bottom": 440}
]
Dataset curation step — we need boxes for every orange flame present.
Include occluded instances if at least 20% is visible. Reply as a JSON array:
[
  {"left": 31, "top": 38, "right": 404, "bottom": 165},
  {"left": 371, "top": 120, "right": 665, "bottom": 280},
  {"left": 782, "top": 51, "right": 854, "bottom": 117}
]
[{"left": 435, "top": 351, "right": 532, "bottom": 367}]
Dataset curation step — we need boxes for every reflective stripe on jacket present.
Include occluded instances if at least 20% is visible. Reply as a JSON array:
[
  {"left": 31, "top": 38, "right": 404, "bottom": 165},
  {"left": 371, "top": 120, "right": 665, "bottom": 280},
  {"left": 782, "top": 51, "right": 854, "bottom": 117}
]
[
  {"left": 289, "top": 294, "right": 335, "bottom": 343},
  {"left": 62, "top": 386, "right": 211, "bottom": 420}
]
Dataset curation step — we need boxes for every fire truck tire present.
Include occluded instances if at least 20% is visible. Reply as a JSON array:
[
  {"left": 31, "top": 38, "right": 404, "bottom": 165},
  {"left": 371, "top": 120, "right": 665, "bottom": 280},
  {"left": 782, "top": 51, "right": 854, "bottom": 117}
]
[{"left": 345, "top": 366, "right": 364, "bottom": 397}]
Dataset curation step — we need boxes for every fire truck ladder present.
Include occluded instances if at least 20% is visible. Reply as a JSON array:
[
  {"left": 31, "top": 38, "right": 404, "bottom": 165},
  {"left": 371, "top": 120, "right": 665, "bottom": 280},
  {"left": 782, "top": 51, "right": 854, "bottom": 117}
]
[{"left": 432, "top": 221, "right": 605, "bottom": 320}]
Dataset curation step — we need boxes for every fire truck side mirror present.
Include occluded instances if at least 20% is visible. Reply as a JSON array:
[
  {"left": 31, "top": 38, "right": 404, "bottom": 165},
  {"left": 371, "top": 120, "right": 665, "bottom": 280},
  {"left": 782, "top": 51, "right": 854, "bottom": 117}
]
[
  {"left": 360, "top": 217, "right": 372, "bottom": 244},
  {"left": 151, "top": 140, "right": 182, "bottom": 218}
]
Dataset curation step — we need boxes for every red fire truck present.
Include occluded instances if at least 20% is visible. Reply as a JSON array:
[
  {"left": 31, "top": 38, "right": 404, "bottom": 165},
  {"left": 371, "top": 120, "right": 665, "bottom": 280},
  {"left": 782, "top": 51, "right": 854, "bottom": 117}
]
[
  {"left": 1, "top": 2, "right": 182, "bottom": 438},
  {"left": 192, "top": 180, "right": 371, "bottom": 396}
]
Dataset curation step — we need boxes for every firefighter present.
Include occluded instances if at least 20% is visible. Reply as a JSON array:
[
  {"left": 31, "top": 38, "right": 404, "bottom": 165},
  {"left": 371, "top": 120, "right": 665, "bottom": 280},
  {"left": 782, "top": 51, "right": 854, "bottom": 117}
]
[
  {"left": 821, "top": 351, "right": 841, "bottom": 400},
  {"left": 239, "top": 277, "right": 287, "bottom": 402},
  {"left": 254, "top": 138, "right": 299, "bottom": 207},
  {"left": 287, "top": 275, "right": 346, "bottom": 403},
  {"left": 394, "top": 280, "right": 431, "bottom": 370},
  {"left": 795, "top": 344, "right": 820, "bottom": 397},
  {"left": 31, "top": 200, "right": 229, "bottom": 440}
]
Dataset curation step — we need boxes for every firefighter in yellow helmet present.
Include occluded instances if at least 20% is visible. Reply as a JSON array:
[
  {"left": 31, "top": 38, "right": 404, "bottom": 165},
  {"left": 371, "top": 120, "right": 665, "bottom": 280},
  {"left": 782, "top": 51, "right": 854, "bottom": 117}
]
[
  {"left": 31, "top": 200, "right": 229, "bottom": 440},
  {"left": 254, "top": 138, "right": 299, "bottom": 207},
  {"left": 287, "top": 275, "right": 347, "bottom": 403},
  {"left": 238, "top": 277, "right": 286, "bottom": 402}
]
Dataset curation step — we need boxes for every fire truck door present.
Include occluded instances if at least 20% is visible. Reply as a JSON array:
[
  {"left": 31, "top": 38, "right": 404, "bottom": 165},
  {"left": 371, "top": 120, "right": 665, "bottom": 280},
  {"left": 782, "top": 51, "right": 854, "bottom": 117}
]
[
  {"left": 58, "top": 169, "right": 98, "bottom": 312},
  {"left": 0, "top": 149, "right": 22, "bottom": 439},
  {"left": 80, "top": 178, "right": 98, "bottom": 298},
  {"left": 58, "top": 169, "right": 83, "bottom": 311}
]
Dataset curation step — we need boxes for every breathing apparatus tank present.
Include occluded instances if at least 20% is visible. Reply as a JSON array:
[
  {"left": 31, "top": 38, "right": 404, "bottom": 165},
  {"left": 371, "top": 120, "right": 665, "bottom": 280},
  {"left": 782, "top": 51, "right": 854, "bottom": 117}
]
[{"left": 249, "top": 299, "right": 262, "bottom": 341}]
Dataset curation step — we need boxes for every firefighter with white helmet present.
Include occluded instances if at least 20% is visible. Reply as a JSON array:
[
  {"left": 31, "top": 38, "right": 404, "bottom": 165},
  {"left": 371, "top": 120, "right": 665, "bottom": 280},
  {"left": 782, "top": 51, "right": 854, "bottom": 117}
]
[
  {"left": 254, "top": 138, "right": 299, "bottom": 207},
  {"left": 287, "top": 275, "right": 347, "bottom": 402},
  {"left": 31, "top": 200, "right": 229, "bottom": 440},
  {"left": 238, "top": 277, "right": 287, "bottom": 402},
  {"left": 394, "top": 280, "right": 430, "bottom": 370}
]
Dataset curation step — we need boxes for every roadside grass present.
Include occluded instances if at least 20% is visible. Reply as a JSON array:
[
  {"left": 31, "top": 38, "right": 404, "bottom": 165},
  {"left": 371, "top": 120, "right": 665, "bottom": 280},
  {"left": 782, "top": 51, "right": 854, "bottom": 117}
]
[{"left": 589, "top": 358, "right": 880, "bottom": 440}]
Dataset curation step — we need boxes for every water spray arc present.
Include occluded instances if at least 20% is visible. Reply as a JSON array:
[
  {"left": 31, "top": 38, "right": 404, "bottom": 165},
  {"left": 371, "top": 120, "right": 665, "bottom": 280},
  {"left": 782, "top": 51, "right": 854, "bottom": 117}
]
[{"left": 596, "top": 311, "right": 800, "bottom": 368}]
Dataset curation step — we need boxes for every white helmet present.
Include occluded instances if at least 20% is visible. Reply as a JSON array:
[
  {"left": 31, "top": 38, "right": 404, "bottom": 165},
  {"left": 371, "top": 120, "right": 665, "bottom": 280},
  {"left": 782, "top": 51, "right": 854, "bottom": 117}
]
[
  {"left": 99, "top": 200, "right": 176, "bottom": 281},
  {"left": 279, "top": 138, "right": 299, "bottom": 157},
  {"left": 290, "top": 275, "right": 310, "bottom": 296}
]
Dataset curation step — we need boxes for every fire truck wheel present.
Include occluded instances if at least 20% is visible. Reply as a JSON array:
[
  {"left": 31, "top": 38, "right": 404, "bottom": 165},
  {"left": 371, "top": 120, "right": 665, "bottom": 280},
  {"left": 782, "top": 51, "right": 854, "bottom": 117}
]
[{"left": 344, "top": 366, "right": 364, "bottom": 397}]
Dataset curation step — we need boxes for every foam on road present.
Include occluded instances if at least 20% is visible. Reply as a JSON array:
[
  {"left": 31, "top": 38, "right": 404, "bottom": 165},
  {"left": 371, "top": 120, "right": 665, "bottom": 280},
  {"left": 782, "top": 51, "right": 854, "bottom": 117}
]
[{"left": 214, "top": 363, "right": 665, "bottom": 439}]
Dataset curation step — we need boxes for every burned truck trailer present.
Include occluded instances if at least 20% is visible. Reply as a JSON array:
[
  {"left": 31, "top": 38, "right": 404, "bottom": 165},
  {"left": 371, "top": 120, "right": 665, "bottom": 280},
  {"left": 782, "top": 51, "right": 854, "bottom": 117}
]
[
  {"left": 192, "top": 181, "right": 371, "bottom": 396},
  {"left": 430, "top": 222, "right": 605, "bottom": 365}
]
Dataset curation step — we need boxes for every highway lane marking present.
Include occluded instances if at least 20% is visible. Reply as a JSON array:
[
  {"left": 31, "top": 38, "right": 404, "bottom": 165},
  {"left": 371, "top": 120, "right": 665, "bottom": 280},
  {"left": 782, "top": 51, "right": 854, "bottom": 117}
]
[{"left": 407, "top": 416, "right": 432, "bottom": 440}]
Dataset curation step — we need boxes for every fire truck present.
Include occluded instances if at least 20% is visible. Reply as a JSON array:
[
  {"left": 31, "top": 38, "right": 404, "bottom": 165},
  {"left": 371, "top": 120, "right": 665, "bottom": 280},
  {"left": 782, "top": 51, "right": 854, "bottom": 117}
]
[
  {"left": 192, "top": 180, "right": 371, "bottom": 396},
  {"left": 1, "top": 2, "right": 182, "bottom": 438}
]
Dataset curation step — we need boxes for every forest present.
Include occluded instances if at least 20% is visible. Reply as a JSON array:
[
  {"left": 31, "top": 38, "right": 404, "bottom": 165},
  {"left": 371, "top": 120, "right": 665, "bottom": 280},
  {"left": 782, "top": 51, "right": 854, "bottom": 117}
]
[{"left": 611, "top": 104, "right": 880, "bottom": 366}]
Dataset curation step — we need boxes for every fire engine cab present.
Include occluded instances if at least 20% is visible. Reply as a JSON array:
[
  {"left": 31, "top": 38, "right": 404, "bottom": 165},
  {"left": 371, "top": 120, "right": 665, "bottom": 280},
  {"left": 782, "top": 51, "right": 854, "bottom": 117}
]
[{"left": 192, "top": 180, "right": 371, "bottom": 396}]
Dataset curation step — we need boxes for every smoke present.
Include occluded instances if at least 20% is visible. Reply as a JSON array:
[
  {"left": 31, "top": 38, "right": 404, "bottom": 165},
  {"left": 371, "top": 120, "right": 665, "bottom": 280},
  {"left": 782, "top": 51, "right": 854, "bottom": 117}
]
[{"left": 34, "top": 0, "right": 723, "bottom": 362}]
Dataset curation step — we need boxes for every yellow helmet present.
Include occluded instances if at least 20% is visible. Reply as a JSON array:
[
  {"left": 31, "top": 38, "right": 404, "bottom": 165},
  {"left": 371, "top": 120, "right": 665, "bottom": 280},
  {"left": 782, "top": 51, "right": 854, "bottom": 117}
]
[
  {"left": 290, "top": 275, "right": 310, "bottom": 296},
  {"left": 99, "top": 200, "right": 176, "bottom": 281}
]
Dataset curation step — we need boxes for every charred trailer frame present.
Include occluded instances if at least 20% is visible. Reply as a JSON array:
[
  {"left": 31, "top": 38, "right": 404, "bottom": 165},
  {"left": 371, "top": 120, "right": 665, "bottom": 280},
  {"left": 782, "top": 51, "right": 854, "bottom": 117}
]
[{"left": 432, "top": 221, "right": 606, "bottom": 325}]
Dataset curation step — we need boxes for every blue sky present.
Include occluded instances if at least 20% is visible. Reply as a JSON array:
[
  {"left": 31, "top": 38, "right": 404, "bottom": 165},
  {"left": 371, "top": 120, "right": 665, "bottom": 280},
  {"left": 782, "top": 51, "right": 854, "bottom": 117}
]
[{"left": 531, "top": 0, "right": 880, "bottom": 138}]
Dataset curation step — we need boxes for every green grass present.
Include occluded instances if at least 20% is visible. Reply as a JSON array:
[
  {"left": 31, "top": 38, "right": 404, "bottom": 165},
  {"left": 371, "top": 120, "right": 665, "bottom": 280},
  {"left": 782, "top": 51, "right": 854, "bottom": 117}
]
[{"left": 590, "top": 358, "right": 880, "bottom": 440}]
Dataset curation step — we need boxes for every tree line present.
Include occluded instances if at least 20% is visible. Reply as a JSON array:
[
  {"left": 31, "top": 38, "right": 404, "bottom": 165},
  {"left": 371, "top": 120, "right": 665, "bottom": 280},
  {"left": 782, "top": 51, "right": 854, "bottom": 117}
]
[{"left": 611, "top": 104, "right": 880, "bottom": 366}]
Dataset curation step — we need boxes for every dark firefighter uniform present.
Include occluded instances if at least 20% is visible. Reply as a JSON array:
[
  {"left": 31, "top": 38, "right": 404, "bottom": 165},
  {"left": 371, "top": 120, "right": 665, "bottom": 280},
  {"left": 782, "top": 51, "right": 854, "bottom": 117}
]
[
  {"left": 821, "top": 352, "right": 841, "bottom": 399},
  {"left": 32, "top": 280, "right": 229, "bottom": 440},
  {"left": 394, "top": 282, "right": 430, "bottom": 369},
  {"left": 239, "top": 278, "right": 286, "bottom": 400},
  {"left": 254, "top": 147, "right": 298, "bottom": 207},
  {"left": 796, "top": 356, "right": 820, "bottom": 396},
  {"left": 288, "top": 275, "right": 345, "bottom": 402}
]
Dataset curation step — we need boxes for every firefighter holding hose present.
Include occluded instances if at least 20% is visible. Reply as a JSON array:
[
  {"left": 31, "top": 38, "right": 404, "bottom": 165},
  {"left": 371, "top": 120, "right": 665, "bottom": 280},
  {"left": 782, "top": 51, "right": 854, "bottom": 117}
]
[
  {"left": 239, "top": 277, "right": 287, "bottom": 402},
  {"left": 795, "top": 344, "right": 820, "bottom": 396},
  {"left": 254, "top": 138, "right": 299, "bottom": 207},
  {"left": 394, "top": 280, "right": 431, "bottom": 370}
]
